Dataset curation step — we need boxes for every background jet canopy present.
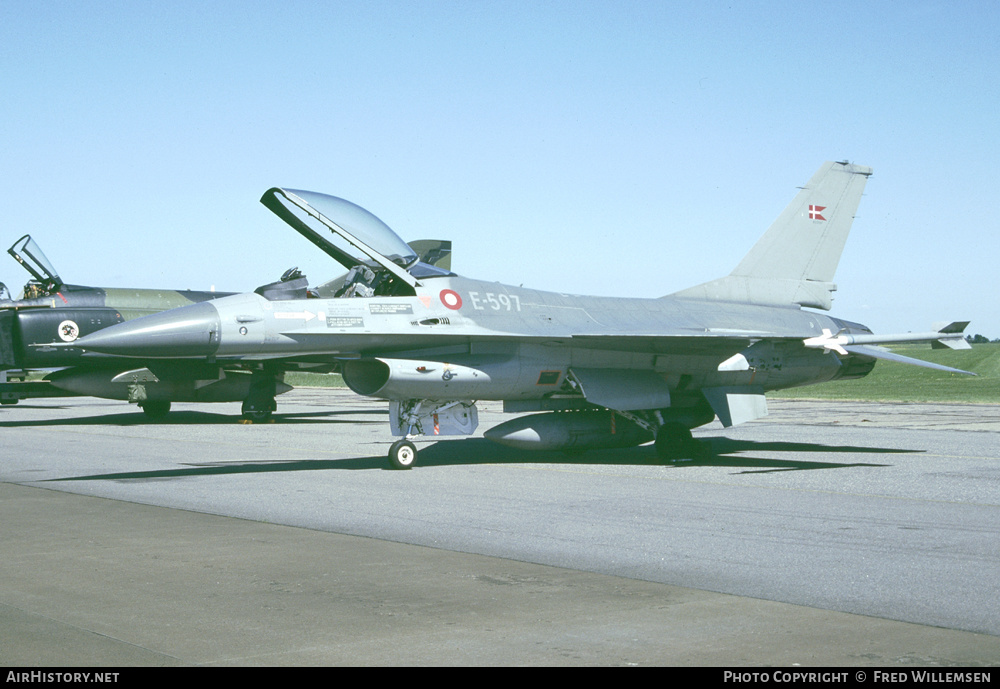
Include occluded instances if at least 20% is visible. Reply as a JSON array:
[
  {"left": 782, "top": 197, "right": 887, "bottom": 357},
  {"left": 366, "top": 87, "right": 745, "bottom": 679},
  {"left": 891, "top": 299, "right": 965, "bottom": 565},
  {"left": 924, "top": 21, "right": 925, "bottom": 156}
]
[{"left": 9, "top": 234, "right": 62, "bottom": 290}]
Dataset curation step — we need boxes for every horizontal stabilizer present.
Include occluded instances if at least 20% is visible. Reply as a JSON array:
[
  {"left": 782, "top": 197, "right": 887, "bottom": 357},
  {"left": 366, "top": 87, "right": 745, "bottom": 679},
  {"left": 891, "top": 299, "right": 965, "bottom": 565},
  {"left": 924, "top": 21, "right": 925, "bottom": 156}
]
[{"left": 843, "top": 345, "right": 976, "bottom": 376}]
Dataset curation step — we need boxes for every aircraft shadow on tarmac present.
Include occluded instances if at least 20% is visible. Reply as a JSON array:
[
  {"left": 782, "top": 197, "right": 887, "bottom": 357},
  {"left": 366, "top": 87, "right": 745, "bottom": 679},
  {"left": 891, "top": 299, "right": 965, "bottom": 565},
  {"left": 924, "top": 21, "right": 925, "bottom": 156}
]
[
  {"left": 381, "top": 437, "right": 907, "bottom": 474},
  {"left": 46, "top": 436, "right": 913, "bottom": 484},
  {"left": 0, "top": 408, "right": 386, "bottom": 428}
]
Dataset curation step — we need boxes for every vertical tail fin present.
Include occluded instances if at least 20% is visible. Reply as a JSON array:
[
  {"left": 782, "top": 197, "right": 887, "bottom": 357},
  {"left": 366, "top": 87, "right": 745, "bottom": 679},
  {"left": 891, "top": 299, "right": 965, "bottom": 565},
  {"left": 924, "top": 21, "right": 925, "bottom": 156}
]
[{"left": 672, "top": 161, "right": 873, "bottom": 310}]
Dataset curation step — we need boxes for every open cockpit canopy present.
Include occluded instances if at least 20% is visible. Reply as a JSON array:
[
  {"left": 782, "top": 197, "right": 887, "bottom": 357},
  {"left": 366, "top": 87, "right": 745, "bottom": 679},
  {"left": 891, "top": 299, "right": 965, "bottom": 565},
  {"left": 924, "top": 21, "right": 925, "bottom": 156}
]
[
  {"left": 261, "top": 188, "right": 451, "bottom": 299},
  {"left": 8, "top": 235, "right": 63, "bottom": 298}
]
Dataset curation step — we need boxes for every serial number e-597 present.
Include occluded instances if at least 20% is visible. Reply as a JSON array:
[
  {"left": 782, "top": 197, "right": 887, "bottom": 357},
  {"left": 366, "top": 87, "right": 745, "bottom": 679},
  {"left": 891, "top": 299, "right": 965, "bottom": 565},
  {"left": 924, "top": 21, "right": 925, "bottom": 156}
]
[{"left": 467, "top": 291, "right": 521, "bottom": 312}]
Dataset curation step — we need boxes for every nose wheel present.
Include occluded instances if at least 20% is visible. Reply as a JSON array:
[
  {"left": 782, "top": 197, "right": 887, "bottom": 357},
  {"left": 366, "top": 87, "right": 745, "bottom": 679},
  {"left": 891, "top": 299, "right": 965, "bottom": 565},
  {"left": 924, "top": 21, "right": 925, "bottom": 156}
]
[
  {"left": 388, "top": 439, "right": 417, "bottom": 470},
  {"left": 241, "top": 370, "right": 277, "bottom": 423}
]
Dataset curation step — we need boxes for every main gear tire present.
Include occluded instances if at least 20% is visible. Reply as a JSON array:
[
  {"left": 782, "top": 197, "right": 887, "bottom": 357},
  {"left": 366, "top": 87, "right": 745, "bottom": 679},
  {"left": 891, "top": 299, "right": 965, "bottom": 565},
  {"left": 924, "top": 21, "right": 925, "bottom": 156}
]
[
  {"left": 655, "top": 422, "right": 706, "bottom": 462},
  {"left": 388, "top": 439, "right": 418, "bottom": 470},
  {"left": 140, "top": 400, "right": 171, "bottom": 420}
]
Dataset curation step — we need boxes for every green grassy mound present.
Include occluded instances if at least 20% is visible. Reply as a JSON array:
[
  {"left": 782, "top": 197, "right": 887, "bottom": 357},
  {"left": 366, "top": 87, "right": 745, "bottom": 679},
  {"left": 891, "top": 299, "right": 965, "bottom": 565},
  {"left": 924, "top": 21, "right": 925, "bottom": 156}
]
[{"left": 772, "top": 343, "right": 1000, "bottom": 403}]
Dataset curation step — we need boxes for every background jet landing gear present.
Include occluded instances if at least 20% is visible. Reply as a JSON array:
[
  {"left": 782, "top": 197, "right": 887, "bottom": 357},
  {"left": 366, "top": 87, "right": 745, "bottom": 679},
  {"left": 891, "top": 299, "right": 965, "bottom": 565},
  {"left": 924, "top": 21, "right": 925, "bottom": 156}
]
[
  {"left": 654, "top": 422, "right": 708, "bottom": 462},
  {"left": 241, "top": 370, "right": 278, "bottom": 423},
  {"left": 128, "top": 383, "right": 170, "bottom": 420}
]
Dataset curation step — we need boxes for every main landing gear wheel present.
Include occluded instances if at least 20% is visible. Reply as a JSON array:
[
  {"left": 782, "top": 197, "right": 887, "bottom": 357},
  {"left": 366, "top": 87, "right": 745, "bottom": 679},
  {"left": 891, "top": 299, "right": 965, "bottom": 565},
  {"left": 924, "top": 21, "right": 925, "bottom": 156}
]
[
  {"left": 241, "top": 398, "right": 274, "bottom": 423},
  {"left": 139, "top": 400, "right": 171, "bottom": 420},
  {"left": 388, "top": 439, "right": 417, "bottom": 470},
  {"left": 241, "top": 409, "right": 273, "bottom": 423},
  {"left": 655, "top": 422, "right": 707, "bottom": 462}
]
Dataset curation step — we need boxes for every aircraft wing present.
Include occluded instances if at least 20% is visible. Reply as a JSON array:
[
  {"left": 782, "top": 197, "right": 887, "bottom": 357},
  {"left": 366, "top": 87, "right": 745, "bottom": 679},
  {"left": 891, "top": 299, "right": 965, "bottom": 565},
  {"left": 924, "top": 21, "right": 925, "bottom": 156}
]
[
  {"left": 568, "top": 333, "right": 756, "bottom": 356},
  {"left": 841, "top": 345, "right": 974, "bottom": 375}
]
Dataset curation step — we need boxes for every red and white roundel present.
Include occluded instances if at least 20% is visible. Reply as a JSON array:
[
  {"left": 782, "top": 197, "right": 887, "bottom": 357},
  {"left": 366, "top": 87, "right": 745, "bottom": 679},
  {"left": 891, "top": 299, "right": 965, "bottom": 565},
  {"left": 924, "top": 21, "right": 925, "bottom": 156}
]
[{"left": 439, "top": 289, "right": 463, "bottom": 310}]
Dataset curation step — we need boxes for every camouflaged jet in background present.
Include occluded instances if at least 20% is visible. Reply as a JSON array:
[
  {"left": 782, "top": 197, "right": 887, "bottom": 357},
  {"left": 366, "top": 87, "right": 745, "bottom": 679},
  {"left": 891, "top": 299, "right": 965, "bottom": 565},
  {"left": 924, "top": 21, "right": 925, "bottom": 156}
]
[
  {"left": 0, "top": 234, "right": 244, "bottom": 416},
  {"left": 1, "top": 231, "right": 449, "bottom": 419},
  {"left": 65, "top": 162, "right": 973, "bottom": 468}
]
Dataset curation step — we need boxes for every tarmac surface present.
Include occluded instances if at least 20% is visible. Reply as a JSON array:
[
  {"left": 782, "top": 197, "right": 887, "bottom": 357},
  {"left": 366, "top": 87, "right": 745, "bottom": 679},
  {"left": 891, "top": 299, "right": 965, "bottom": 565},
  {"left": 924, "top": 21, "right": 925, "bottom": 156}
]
[{"left": 2, "top": 389, "right": 999, "bottom": 666}]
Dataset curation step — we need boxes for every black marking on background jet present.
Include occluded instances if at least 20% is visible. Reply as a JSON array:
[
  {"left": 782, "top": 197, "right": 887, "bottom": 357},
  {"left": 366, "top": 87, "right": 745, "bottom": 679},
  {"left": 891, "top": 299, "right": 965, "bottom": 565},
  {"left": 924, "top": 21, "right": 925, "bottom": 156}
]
[{"left": 63, "top": 162, "right": 973, "bottom": 468}]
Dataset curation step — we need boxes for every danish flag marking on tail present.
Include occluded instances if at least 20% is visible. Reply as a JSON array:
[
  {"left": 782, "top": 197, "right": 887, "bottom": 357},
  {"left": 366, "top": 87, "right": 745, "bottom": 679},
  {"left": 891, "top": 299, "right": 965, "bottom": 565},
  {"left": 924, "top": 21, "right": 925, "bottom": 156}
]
[{"left": 809, "top": 205, "right": 827, "bottom": 221}]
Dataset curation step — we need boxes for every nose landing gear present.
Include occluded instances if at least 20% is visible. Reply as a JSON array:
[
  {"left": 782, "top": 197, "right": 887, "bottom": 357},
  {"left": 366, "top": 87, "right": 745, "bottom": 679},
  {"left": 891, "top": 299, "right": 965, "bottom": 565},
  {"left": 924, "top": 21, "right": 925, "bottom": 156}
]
[
  {"left": 388, "top": 439, "right": 418, "bottom": 470},
  {"left": 241, "top": 370, "right": 277, "bottom": 423}
]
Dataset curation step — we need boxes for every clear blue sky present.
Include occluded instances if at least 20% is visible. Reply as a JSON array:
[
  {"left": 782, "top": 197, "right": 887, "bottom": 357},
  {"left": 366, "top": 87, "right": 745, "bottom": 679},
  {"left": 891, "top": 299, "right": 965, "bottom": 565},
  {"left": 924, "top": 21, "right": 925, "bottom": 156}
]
[{"left": 2, "top": 0, "right": 997, "bottom": 337}]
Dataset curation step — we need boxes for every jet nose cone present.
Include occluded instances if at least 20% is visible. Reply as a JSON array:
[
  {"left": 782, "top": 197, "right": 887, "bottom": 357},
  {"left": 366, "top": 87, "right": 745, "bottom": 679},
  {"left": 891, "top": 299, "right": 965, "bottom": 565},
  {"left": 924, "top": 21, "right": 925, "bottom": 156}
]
[{"left": 73, "top": 301, "right": 222, "bottom": 357}]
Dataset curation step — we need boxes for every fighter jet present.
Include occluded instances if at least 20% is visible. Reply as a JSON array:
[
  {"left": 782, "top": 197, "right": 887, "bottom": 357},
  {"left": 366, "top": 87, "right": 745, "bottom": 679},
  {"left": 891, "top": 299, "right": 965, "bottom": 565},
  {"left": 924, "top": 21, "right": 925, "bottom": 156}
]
[
  {"left": 1, "top": 231, "right": 449, "bottom": 418},
  {"left": 64, "top": 162, "right": 973, "bottom": 467},
  {"left": 0, "top": 234, "right": 246, "bottom": 415}
]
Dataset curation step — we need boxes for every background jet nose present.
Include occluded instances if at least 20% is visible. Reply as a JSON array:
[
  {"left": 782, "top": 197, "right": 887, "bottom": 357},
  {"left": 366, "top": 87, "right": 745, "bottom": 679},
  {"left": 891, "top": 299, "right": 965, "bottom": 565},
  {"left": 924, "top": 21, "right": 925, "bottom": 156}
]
[{"left": 73, "top": 301, "right": 222, "bottom": 357}]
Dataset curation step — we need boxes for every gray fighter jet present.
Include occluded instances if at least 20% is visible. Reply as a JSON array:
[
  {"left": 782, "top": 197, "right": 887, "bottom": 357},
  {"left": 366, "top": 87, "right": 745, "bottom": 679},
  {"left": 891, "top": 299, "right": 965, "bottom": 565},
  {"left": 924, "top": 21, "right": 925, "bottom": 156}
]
[{"left": 64, "top": 162, "right": 973, "bottom": 468}]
